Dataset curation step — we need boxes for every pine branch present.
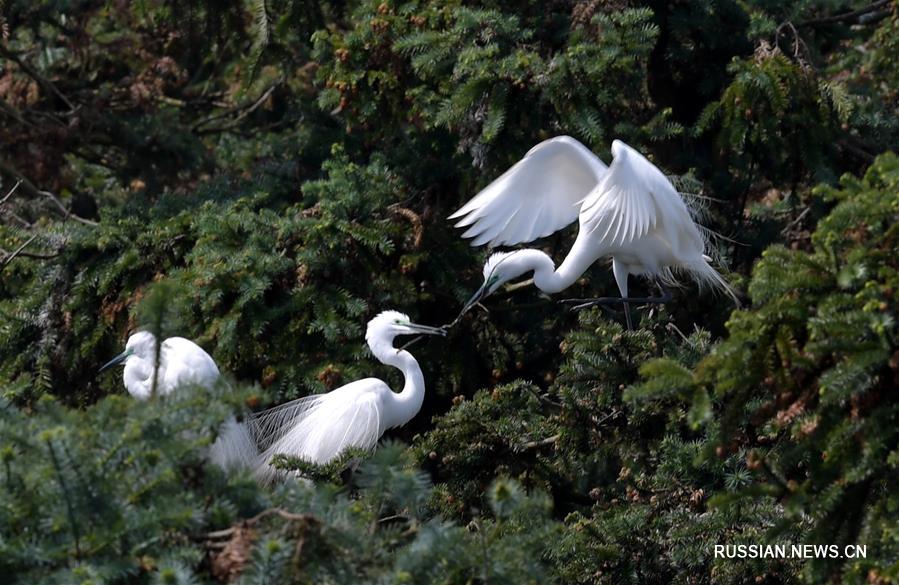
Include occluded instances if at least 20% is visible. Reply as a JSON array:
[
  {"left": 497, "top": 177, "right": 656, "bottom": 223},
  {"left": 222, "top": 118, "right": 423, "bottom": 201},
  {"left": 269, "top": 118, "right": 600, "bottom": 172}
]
[
  {"left": 46, "top": 439, "right": 82, "bottom": 559},
  {"left": 798, "top": 0, "right": 893, "bottom": 27}
]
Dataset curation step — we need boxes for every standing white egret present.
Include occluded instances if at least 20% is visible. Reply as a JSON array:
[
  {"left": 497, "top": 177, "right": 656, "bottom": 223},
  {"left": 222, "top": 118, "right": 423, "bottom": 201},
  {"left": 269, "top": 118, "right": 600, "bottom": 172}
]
[
  {"left": 100, "top": 331, "right": 258, "bottom": 471},
  {"left": 100, "top": 331, "right": 222, "bottom": 399},
  {"left": 251, "top": 310, "right": 446, "bottom": 484},
  {"left": 450, "top": 136, "right": 738, "bottom": 329}
]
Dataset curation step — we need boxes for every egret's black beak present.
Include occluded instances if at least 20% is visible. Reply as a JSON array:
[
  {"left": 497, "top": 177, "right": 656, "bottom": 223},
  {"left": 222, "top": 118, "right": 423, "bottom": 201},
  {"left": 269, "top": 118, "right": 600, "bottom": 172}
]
[
  {"left": 99, "top": 349, "right": 131, "bottom": 374},
  {"left": 398, "top": 322, "right": 447, "bottom": 351},
  {"left": 460, "top": 282, "right": 490, "bottom": 317},
  {"left": 407, "top": 322, "right": 447, "bottom": 337}
]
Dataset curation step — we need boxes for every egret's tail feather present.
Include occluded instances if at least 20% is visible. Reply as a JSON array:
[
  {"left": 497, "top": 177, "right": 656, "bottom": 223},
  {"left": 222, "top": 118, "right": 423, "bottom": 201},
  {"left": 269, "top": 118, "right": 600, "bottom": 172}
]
[
  {"left": 249, "top": 390, "right": 382, "bottom": 485},
  {"left": 209, "top": 417, "right": 259, "bottom": 472},
  {"left": 686, "top": 259, "right": 741, "bottom": 307},
  {"left": 247, "top": 396, "right": 325, "bottom": 484}
]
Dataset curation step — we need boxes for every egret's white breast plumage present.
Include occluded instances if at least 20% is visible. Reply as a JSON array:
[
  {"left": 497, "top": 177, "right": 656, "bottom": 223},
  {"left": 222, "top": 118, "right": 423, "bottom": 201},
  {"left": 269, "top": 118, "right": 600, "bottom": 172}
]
[{"left": 250, "top": 310, "right": 445, "bottom": 484}]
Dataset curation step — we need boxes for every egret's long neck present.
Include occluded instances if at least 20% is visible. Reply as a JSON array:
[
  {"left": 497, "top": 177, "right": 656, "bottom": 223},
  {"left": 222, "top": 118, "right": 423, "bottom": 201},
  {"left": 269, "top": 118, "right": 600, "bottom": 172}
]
[
  {"left": 518, "top": 246, "right": 592, "bottom": 294},
  {"left": 369, "top": 339, "right": 426, "bottom": 429},
  {"left": 123, "top": 358, "right": 154, "bottom": 400}
]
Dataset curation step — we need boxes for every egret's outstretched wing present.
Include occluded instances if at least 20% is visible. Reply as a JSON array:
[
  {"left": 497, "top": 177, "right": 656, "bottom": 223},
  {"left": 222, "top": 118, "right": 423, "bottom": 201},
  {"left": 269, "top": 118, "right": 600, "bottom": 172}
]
[
  {"left": 450, "top": 136, "right": 607, "bottom": 247},
  {"left": 581, "top": 140, "right": 703, "bottom": 256},
  {"left": 252, "top": 379, "right": 385, "bottom": 483}
]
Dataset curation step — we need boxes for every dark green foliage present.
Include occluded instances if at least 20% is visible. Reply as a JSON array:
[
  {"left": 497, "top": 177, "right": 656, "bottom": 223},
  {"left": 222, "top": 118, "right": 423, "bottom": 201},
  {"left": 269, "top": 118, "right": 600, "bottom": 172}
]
[
  {"left": 2, "top": 0, "right": 899, "bottom": 582},
  {"left": 0, "top": 386, "right": 260, "bottom": 583},
  {"left": 635, "top": 153, "right": 899, "bottom": 583},
  {"left": 697, "top": 49, "right": 845, "bottom": 185}
]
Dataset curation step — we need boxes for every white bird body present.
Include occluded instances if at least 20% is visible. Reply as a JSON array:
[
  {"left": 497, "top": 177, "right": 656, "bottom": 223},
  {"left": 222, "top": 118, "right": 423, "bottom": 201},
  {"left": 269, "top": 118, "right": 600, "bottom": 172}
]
[
  {"left": 116, "top": 333, "right": 221, "bottom": 399},
  {"left": 451, "top": 136, "right": 737, "bottom": 319},
  {"left": 251, "top": 310, "right": 444, "bottom": 483},
  {"left": 102, "top": 331, "right": 257, "bottom": 471}
]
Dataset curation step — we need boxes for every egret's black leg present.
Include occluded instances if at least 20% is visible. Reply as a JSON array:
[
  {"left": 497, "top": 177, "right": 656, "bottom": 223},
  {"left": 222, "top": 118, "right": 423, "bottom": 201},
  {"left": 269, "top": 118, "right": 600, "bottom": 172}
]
[
  {"left": 560, "top": 281, "right": 673, "bottom": 326},
  {"left": 623, "top": 301, "right": 633, "bottom": 331}
]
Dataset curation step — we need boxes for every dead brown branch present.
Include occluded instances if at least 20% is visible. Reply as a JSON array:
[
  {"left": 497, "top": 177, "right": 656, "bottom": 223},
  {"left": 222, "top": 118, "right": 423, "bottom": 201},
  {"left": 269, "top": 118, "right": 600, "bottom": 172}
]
[
  {"left": 202, "top": 508, "right": 319, "bottom": 583},
  {"left": 202, "top": 507, "right": 317, "bottom": 541},
  {"left": 0, "top": 46, "right": 76, "bottom": 112},
  {"left": 389, "top": 204, "right": 424, "bottom": 249},
  {"left": 518, "top": 434, "right": 560, "bottom": 451}
]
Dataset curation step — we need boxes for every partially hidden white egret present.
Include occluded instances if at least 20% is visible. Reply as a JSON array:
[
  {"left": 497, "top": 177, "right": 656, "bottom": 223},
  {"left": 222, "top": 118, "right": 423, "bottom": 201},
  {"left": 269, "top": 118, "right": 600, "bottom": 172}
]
[
  {"left": 251, "top": 310, "right": 446, "bottom": 484},
  {"left": 450, "top": 136, "right": 739, "bottom": 329},
  {"left": 100, "top": 331, "right": 258, "bottom": 471}
]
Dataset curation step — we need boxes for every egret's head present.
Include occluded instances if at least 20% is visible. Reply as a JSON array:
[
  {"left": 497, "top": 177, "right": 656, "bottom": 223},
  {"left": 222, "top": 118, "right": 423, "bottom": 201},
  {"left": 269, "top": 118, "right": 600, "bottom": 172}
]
[
  {"left": 99, "top": 331, "right": 157, "bottom": 373},
  {"left": 460, "top": 251, "right": 532, "bottom": 315},
  {"left": 365, "top": 310, "right": 446, "bottom": 345}
]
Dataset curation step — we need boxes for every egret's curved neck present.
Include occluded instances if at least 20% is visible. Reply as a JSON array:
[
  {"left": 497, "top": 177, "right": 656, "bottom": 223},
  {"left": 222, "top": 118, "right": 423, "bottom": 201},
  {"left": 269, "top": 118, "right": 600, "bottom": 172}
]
[
  {"left": 369, "top": 339, "right": 426, "bottom": 429},
  {"left": 124, "top": 357, "right": 155, "bottom": 400},
  {"left": 517, "top": 245, "right": 592, "bottom": 294}
]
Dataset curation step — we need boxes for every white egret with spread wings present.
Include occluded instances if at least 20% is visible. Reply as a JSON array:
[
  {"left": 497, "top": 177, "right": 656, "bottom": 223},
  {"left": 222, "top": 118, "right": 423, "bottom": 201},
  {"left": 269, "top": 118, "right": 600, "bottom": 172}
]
[{"left": 450, "top": 136, "right": 738, "bottom": 329}]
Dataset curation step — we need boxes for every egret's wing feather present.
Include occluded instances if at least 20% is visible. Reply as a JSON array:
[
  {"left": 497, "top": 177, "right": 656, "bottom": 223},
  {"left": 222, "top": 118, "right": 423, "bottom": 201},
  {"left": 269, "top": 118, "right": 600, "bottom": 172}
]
[
  {"left": 160, "top": 337, "right": 221, "bottom": 393},
  {"left": 581, "top": 140, "right": 702, "bottom": 254},
  {"left": 450, "top": 136, "right": 607, "bottom": 248},
  {"left": 252, "top": 380, "right": 385, "bottom": 484},
  {"left": 580, "top": 144, "right": 656, "bottom": 247}
]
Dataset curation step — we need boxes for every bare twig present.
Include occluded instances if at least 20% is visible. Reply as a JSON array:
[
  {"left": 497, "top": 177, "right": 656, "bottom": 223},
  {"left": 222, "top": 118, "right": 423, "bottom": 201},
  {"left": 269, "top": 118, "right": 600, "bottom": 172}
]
[
  {"left": 0, "top": 180, "right": 21, "bottom": 208},
  {"left": 666, "top": 323, "right": 691, "bottom": 344},
  {"left": 1, "top": 233, "right": 39, "bottom": 269},
  {"left": 0, "top": 245, "right": 60, "bottom": 260},
  {"left": 518, "top": 434, "right": 560, "bottom": 450},
  {"left": 8, "top": 213, "right": 32, "bottom": 229},
  {"left": 592, "top": 408, "right": 621, "bottom": 428},
  {"left": 775, "top": 22, "right": 811, "bottom": 66},
  {"left": 781, "top": 206, "right": 811, "bottom": 236},
  {"left": 0, "top": 160, "right": 97, "bottom": 226},
  {"left": 378, "top": 514, "right": 410, "bottom": 524},
  {"left": 38, "top": 189, "right": 98, "bottom": 226},
  {"left": 503, "top": 278, "right": 534, "bottom": 292},
  {"left": 192, "top": 84, "right": 278, "bottom": 133},
  {"left": 201, "top": 507, "right": 318, "bottom": 540}
]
